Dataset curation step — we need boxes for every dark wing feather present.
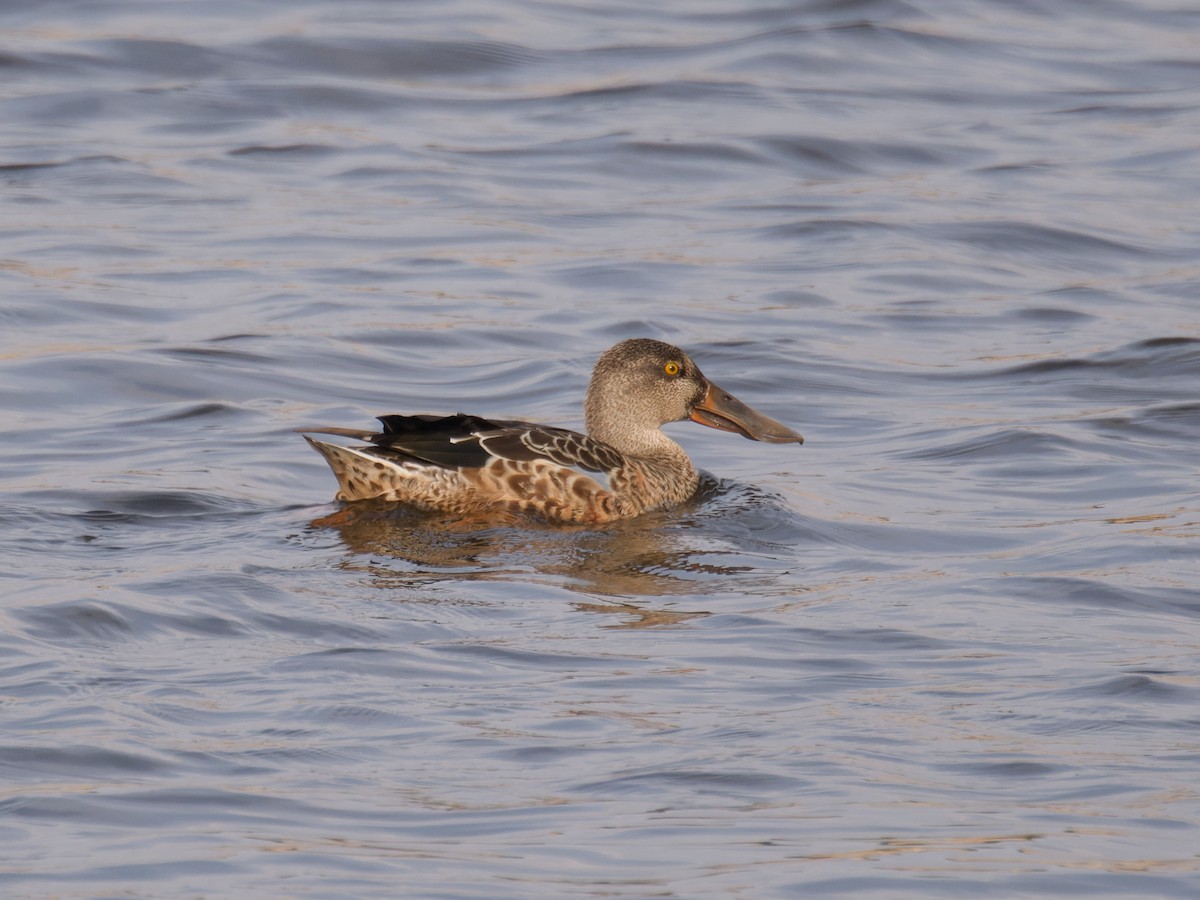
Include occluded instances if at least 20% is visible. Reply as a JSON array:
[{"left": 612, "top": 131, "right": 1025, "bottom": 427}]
[
  {"left": 362, "top": 413, "right": 499, "bottom": 468},
  {"left": 360, "top": 413, "right": 623, "bottom": 476}
]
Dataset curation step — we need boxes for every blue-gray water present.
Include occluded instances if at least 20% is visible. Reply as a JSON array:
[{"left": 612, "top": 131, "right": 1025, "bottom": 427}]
[{"left": 2, "top": 0, "right": 1199, "bottom": 896}]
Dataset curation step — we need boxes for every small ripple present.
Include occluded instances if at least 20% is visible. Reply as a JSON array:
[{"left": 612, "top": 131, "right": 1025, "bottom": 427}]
[
  {"left": 118, "top": 401, "right": 245, "bottom": 426},
  {"left": 82, "top": 38, "right": 220, "bottom": 78},
  {"left": 154, "top": 343, "right": 275, "bottom": 364},
  {"left": 227, "top": 143, "right": 340, "bottom": 159},
  {"left": 271, "top": 645, "right": 492, "bottom": 681},
  {"left": 16, "top": 598, "right": 245, "bottom": 643},
  {"left": 929, "top": 220, "right": 1157, "bottom": 269},
  {"left": 996, "top": 576, "right": 1200, "bottom": 621},
  {"left": 948, "top": 338, "right": 1200, "bottom": 395},
  {"left": 0, "top": 744, "right": 170, "bottom": 778},
  {"left": 756, "top": 135, "right": 965, "bottom": 175},
  {"left": 1011, "top": 343, "right": 1197, "bottom": 379},
  {"left": 439, "top": 643, "right": 625, "bottom": 670},
  {"left": 0, "top": 160, "right": 65, "bottom": 174},
  {"left": 1009, "top": 305, "right": 1095, "bottom": 324},
  {"left": 898, "top": 427, "right": 1081, "bottom": 462},
  {"left": 1061, "top": 674, "right": 1194, "bottom": 703},
  {"left": 943, "top": 759, "right": 1063, "bottom": 779},
  {"left": 554, "top": 79, "right": 770, "bottom": 106},
  {"left": 572, "top": 767, "right": 806, "bottom": 797},
  {"left": 18, "top": 602, "right": 134, "bottom": 641},
  {"left": 753, "top": 217, "right": 896, "bottom": 243},
  {"left": 69, "top": 490, "right": 259, "bottom": 524},
  {"left": 252, "top": 36, "right": 547, "bottom": 79},
  {"left": 1083, "top": 402, "right": 1200, "bottom": 442}
]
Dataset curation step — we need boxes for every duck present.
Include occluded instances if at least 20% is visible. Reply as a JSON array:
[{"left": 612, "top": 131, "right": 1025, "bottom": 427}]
[{"left": 299, "top": 338, "right": 803, "bottom": 525}]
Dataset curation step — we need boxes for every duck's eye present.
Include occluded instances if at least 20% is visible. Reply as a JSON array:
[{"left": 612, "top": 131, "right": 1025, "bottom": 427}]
[{"left": 664, "top": 361, "right": 681, "bottom": 377}]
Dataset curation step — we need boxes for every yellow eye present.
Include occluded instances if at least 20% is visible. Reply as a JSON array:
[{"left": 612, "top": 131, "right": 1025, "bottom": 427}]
[{"left": 664, "top": 361, "right": 681, "bottom": 377}]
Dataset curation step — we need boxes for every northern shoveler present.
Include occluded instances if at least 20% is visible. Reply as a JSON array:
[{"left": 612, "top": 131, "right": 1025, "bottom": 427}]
[{"left": 300, "top": 338, "right": 803, "bottom": 524}]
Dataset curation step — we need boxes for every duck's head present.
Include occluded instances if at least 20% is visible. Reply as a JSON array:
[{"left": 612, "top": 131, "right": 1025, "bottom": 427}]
[{"left": 584, "top": 338, "right": 804, "bottom": 452}]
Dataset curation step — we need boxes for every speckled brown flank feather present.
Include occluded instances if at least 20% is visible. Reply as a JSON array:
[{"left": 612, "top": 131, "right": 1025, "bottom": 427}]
[{"left": 299, "top": 339, "right": 804, "bottom": 525}]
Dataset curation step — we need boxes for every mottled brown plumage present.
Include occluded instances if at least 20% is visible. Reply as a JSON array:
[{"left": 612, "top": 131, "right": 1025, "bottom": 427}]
[{"left": 300, "top": 338, "right": 803, "bottom": 524}]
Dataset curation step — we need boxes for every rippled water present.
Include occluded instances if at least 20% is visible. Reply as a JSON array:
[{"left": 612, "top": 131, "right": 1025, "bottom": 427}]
[{"left": 3, "top": 0, "right": 1199, "bottom": 895}]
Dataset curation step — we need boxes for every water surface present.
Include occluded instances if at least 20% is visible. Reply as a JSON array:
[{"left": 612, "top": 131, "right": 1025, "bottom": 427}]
[{"left": 2, "top": 0, "right": 1199, "bottom": 896}]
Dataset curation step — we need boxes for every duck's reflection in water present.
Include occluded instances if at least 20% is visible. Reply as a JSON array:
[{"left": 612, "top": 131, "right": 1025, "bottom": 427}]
[
  {"left": 305, "top": 479, "right": 799, "bottom": 626},
  {"left": 569, "top": 599, "right": 708, "bottom": 629}
]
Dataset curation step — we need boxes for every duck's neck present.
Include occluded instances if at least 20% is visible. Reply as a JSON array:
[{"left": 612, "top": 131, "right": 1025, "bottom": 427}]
[
  {"left": 584, "top": 399, "right": 686, "bottom": 463},
  {"left": 583, "top": 389, "right": 700, "bottom": 511},
  {"left": 594, "top": 420, "right": 690, "bottom": 463}
]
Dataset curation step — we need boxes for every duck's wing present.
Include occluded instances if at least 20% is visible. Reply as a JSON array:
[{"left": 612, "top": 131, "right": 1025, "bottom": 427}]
[{"left": 308, "top": 413, "right": 624, "bottom": 476}]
